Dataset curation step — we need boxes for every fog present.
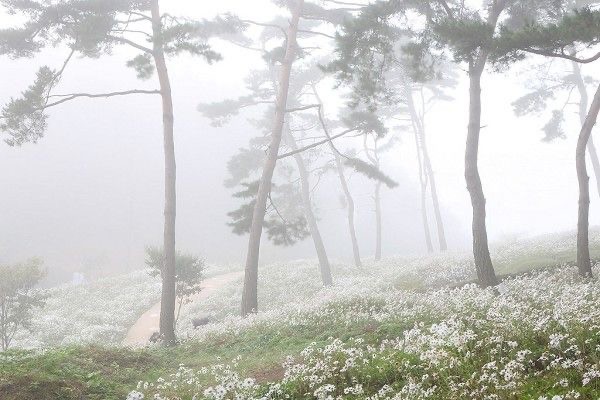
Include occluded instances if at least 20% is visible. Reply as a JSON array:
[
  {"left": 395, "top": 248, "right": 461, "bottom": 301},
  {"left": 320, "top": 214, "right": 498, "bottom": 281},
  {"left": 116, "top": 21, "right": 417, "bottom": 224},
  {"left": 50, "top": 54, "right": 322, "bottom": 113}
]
[
  {"left": 5, "top": 2, "right": 600, "bottom": 398},
  {"left": 0, "top": 0, "right": 598, "bottom": 286}
]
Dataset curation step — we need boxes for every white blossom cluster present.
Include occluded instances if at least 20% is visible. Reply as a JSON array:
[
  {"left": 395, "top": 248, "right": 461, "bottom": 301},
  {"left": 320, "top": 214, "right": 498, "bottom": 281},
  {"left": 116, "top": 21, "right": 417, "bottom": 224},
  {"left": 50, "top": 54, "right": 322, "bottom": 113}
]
[
  {"left": 11, "top": 270, "right": 161, "bottom": 348},
  {"left": 130, "top": 262, "right": 600, "bottom": 399}
]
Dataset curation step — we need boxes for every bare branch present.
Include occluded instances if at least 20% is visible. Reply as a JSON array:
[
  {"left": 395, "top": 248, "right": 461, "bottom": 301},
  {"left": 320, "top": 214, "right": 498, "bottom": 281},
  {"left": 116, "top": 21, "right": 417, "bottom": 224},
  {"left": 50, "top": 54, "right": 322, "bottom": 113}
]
[
  {"left": 112, "top": 29, "right": 153, "bottom": 39},
  {"left": 286, "top": 104, "right": 320, "bottom": 112},
  {"left": 322, "top": 0, "right": 366, "bottom": 6},
  {"left": 44, "top": 89, "right": 161, "bottom": 109},
  {"left": 297, "top": 29, "right": 335, "bottom": 39},
  {"left": 437, "top": 0, "right": 455, "bottom": 20},
  {"left": 278, "top": 127, "right": 359, "bottom": 159},
  {"left": 116, "top": 17, "right": 150, "bottom": 25},
  {"left": 129, "top": 11, "right": 152, "bottom": 21},
  {"left": 107, "top": 35, "right": 153, "bottom": 54},
  {"left": 523, "top": 48, "right": 600, "bottom": 64}
]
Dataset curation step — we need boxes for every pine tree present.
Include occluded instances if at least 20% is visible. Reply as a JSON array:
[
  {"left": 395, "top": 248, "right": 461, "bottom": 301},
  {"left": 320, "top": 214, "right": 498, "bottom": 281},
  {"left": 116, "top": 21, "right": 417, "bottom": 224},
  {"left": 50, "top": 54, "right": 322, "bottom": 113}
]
[
  {"left": 491, "top": 3, "right": 600, "bottom": 277},
  {"left": 0, "top": 0, "right": 243, "bottom": 342},
  {"left": 327, "top": 0, "right": 570, "bottom": 286}
]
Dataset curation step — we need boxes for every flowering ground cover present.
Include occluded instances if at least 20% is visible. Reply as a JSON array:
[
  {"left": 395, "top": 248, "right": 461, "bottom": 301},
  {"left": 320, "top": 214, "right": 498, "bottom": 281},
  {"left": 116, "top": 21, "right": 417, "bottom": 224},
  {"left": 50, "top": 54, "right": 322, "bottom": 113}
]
[{"left": 2, "top": 232, "right": 600, "bottom": 399}]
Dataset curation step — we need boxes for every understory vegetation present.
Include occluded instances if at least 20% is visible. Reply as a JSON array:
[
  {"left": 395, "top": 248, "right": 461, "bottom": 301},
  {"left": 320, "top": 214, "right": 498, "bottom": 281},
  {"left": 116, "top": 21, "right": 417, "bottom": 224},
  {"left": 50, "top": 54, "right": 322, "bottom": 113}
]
[{"left": 2, "top": 232, "right": 600, "bottom": 399}]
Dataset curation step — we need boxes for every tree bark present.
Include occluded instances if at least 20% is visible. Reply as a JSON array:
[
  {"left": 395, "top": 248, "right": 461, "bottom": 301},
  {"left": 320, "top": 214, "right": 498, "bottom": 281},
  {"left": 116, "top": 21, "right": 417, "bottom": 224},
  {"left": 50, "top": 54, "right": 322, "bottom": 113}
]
[
  {"left": 423, "top": 147, "right": 447, "bottom": 251},
  {"left": 364, "top": 138, "right": 382, "bottom": 260},
  {"left": 151, "top": 0, "right": 177, "bottom": 344},
  {"left": 466, "top": 62, "right": 498, "bottom": 287},
  {"left": 572, "top": 61, "right": 600, "bottom": 198},
  {"left": 576, "top": 83, "right": 600, "bottom": 278},
  {"left": 374, "top": 181, "right": 382, "bottom": 260},
  {"left": 333, "top": 151, "right": 362, "bottom": 267},
  {"left": 332, "top": 150, "right": 362, "bottom": 267},
  {"left": 311, "top": 86, "right": 362, "bottom": 268},
  {"left": 418, "top": 159, "right": 434, "bottom": 253},
  {"left": 286, "top": 131, "right": 333, "bottom": 285},
  {"left": 241, "top": 1, "right": 303, "bottom": 316},
  {"left": 404, "top": 83, "right": 435, "bottom": 253}
]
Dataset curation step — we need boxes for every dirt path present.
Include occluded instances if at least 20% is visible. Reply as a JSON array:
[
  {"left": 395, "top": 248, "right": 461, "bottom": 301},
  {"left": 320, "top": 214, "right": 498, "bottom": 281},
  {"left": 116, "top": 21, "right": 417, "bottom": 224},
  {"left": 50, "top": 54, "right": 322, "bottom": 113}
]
[{"left": 123, "top": 271, "right": 243, "bottom": 346}]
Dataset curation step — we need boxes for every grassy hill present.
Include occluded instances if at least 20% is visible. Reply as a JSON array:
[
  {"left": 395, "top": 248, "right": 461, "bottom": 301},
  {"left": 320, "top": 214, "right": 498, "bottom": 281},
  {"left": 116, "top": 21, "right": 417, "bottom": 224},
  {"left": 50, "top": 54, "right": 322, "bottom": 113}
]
[{"left": 2, "top": 231, "right": 600, "bottom": 399}]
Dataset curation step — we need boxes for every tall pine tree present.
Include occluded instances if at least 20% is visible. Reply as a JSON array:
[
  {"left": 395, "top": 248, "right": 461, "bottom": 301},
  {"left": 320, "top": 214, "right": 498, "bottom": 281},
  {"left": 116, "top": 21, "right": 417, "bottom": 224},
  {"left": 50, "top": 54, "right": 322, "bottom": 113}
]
[{"left": 0, "top": 0, "right": 243, "bottom": 342}]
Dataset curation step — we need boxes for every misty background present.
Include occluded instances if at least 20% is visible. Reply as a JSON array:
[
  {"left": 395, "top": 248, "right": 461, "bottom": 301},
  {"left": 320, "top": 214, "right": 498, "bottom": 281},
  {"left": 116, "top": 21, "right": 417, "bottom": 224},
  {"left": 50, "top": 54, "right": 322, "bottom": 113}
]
[{"left": 1, "top": 0, "right": 598, "bottom": 286}]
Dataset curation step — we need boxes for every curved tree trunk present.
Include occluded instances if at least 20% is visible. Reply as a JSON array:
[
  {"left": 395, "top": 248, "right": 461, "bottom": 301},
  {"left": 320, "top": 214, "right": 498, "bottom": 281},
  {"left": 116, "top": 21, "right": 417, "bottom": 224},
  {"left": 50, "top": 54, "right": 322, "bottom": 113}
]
[
  {"left": 151, "top": 0, "right": 177, "bottom": 344},
  {"left": 587, "top": 136, "right": 600, "bottom": 197},
  {"left": 311, "top": 86, "right": 362, "bottom": 268},
  {"left": 374, "top": 181, "right": 382, "bottom": 260},
  {"left": 241, "top": 1, "right": 303, "bottom": 316},
  {"left": 423, "top": 150, "right": 447, "bottom": 251},
  {"left": 576, "top": 83, "right": 600, "bottom": 278},
  {"left": 364, "top": 137, "right": 382, "bottom": 260},
  {"left": 404, "top": 81, "right": 446, "bottom": 252},
  {"left": 286, "top": 131, "right": 333, "bottom": 285},
  {"left": 332, "top": 150, "right": 362, "bottom": 267},
  {"left": 572, "top": 61, "right": 600, "bottom": 198},
  {"left": 419, "top": 171, "right": 434, "bottom": 253},
  {"left": 466, "top": 63, "right": 498, "bottom": 287},
  {"left": 407, "top": 96, "right": 434, "bottom": 253}
]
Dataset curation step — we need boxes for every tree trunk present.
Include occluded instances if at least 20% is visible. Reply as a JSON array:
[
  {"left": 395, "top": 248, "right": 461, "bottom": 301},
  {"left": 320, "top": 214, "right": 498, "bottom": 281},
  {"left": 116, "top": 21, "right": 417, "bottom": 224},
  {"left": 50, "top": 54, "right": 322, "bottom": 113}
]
[
  {"left": 330, "top": 150, "right": 362, "bottom": 267},
  {"left": 241, "top": 1, "right": 303, "bottom": 316},
  {"left": 572, "top": 61, "right": 600, "bottom": 198},
  {"left": 406, "top": 88, "right": 434, "bottom": 253},
  {"left": 423, "top": 150, "right": 447, "bottom": 251},
  {"left": 151, "top": 0, "right": 177, "bottom": 344},
  {"left": 419, "top": 169, "right": 434, "bottom": 253},
  {"left": 466, "top": 63, "right": 498, "bottom": 287},
  {"left": 286, "top": 131, "right": 333, "bottom": 285},
  {"left": 364, "top": 138, "right": 382, "bottom": 260},
  {"left": 311, "top": 86, "right": 362, "bottom": 268},
  {"left": 576, "top": 83, "right": 600, "bottom": 278},
  {"left": 374, "top": 181, "right": 382, "bottom": 260},
  {"left": 404, "top": 81, "right": 447, "bottom": 251}
]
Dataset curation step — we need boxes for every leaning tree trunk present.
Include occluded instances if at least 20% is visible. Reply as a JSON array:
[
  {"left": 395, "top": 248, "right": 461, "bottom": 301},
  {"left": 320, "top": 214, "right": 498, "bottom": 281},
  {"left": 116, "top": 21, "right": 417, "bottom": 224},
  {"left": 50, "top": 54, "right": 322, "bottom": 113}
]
[
  {"left": 466, "top": 62, "right": 498, "bottom": 287},
  {"left": 418, "top": 161, "right": 434, "bottom": 253},
  {"left": 374, "top": 181, "right": 382, "bottom": 261},
  {"left": 576, "top": 83, "right": 600, "bottom": 278},
  {"left": 572, "top": 61, "right": 600, "bottom": 198},
  {"left": 423, "top": 147, "right": 447, "bottom": 251},
  {"left": 407, "top": 94, "right": 434, "bottom": 253},
  {"left": 286, "top": 131, "right": 333, "bottom": 286},
  {"left": 151, "top": 0, "right": 177, "bottom": 344},
  {"left": 241, "top": 1, "right": 303, "bottom": 316},
  {"left": 331, "top": 148, "right": 362, "bottom": 267},
  {"left": 364, "top": 138, "right": 382, "bottom": 260},
  {"left": 312, "top": 86, "right": 362, "bottom": 268},
  {"left": 404, "top": 81, "right": 447, "bottom": 252}
]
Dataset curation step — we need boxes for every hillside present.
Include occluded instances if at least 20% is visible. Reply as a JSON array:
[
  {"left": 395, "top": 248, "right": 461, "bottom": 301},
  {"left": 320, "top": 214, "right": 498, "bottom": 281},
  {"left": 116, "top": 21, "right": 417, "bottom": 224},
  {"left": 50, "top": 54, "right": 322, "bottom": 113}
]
[{"left": 2, "top": 232, "right": 600, "bottom": 399}]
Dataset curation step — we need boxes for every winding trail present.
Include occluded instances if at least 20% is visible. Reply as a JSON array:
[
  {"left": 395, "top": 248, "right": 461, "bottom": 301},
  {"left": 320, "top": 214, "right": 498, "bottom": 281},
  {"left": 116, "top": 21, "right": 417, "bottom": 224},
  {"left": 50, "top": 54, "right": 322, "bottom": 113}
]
[{"left": 123, "top": 271, "right": 243, "bottom": 347}]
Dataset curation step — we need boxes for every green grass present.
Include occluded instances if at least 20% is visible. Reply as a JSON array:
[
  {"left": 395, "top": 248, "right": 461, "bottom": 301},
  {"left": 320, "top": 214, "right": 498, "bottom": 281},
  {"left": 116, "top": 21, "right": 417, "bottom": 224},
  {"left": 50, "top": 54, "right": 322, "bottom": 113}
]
[
  {"left": 0, "top": 314, "right": 423, "bottom": 399},
  {"left": 2, "top": 239, "right": 600, "bottom": 400}
]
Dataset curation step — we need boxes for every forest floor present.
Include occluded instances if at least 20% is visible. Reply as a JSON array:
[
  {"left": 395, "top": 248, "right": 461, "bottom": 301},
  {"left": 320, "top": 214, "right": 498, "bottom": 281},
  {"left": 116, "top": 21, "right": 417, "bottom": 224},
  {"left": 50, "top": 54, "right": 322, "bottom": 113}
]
[{"left": 2, "top": 232, "right": 600, "bottom": 399}]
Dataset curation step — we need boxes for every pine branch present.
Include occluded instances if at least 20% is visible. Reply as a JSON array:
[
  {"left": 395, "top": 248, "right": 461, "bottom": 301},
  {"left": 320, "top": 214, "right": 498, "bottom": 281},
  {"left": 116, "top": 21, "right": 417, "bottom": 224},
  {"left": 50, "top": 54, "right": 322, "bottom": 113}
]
[
  {"left": 239, "top": 19, "right": 287, "bottom": 39},
  {"left": 345, "top": 158, "right": 399, "bottom": 188}
]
